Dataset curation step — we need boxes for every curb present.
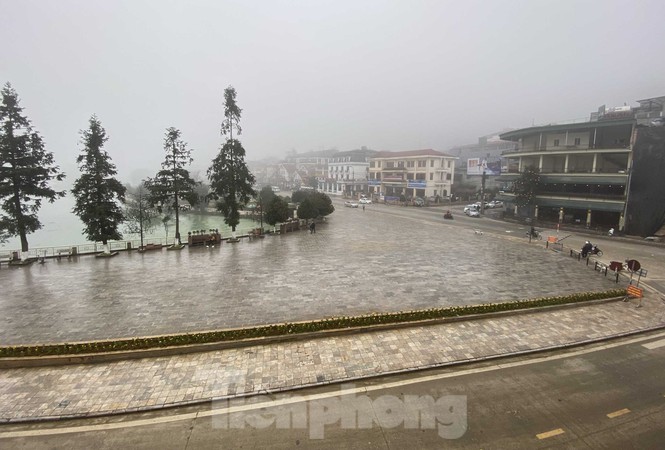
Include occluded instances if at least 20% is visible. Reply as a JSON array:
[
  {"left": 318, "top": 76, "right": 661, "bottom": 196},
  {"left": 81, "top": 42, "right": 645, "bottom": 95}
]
[
  {"left": 0, "top": 297, "right": 626, "bottom": 369},
  {"left": 3, "top": 322, "right": 664, "bottom": 425}
]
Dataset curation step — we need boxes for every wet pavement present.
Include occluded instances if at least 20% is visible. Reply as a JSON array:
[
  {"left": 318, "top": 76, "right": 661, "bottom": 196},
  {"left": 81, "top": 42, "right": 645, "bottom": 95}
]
[
  {"left": 0, "top": 202, "right": 627, "bottom": 345},
  {"left": 0, "top": 295, "right": 663, "bottom": 422},
  {"left": 1, "top": 201, "right": 664, "bottom": 423}
]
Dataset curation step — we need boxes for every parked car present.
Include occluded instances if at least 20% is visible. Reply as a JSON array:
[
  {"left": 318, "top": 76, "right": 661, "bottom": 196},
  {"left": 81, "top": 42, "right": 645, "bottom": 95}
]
[
  {"left": 344, "top": 201, "right": 359, "bottom": 208},
  {"left": 650, "top": 117, "right": 665, "bottom": 127},
  {"left": 466, "top": 209, "right": 480, "bottom": 217},
  {"left": 413, "top": 197, "right": 425, "bottom": 206},
  {"left": 359, "top": 198, "right": 372, "bottom": 204}
]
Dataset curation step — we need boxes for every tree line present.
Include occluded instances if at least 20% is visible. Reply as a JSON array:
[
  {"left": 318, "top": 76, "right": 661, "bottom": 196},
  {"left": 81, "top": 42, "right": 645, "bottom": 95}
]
[{"left": 0, "top": 83, "right": 332, "bottom": 256}]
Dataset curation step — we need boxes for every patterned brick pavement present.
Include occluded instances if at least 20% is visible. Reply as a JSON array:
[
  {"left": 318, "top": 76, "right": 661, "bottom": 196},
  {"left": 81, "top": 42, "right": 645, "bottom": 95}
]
[
  {"left": 2, "top": 201, "right": 664, "bottom": 423},
  {"left": 1, "top": 296, "right": 663, "bottom": 422},
  {"left": 0, "top": 203, "right": 626, "bottom": 345}
]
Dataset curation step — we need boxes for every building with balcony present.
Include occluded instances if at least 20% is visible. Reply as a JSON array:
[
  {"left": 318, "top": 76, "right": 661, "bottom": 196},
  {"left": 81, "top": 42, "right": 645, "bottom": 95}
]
[
  {"left": 367, "top": 149, "right": 456, "bottom": 200},
  {"left": 319, "top": 148, "right": 376, "bottom": 196},
  {"left": 497, "top": 96, "right": 665, "bottom": 235}
]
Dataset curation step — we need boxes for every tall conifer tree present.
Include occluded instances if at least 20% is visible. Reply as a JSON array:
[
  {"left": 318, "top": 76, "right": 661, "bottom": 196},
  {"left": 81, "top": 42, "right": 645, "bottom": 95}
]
[
  {"left": 146, "top": 128, "right": 197, "bottom": 246},
  {"left": 0, "top": 83, "right": 65, "bottom": 255},
  {"left": 207, "top": 86, "right": 256, "bottom": 237},
  {"left": 71, "top": 115, "right": 126, "bottom": 253}
]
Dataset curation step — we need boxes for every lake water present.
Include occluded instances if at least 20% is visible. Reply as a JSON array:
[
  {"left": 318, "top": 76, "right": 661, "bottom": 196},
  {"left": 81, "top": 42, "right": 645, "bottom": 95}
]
[{"left": 0, "top": 194, "right": 259, "bottom": 252}]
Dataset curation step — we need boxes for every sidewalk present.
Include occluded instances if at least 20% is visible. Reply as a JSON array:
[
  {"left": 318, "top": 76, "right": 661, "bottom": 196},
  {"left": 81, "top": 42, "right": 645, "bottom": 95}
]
[{"left": 1, "top": 295, "right": 664, "bottom": 423}]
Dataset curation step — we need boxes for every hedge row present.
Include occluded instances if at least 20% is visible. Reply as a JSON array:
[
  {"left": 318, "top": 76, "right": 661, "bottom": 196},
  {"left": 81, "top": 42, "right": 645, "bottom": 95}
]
[{"left": 0, "top": 289, "right": 626, "bottom": 358}]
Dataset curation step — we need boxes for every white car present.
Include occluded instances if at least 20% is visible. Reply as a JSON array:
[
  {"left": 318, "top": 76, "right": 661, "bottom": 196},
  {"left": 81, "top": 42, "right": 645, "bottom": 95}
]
[
  {"left": 465, "top": 209, "right": 480, "bottom": 217},
  {"left": 463, "top": 204, "right": 480, "bottom": 213},
  {"left": 486, "top": 200, "right": 503, "bottom": 209},
  {"left": 344, "top": 201, "right": 359, "bottom": 208},
  {"left": 359, "top": 198, "right": 371, "bottom": 204}
]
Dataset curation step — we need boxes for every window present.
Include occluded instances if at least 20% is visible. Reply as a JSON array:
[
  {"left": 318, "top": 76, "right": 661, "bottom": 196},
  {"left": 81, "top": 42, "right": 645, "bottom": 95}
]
[
  {"left": 407, "top": 161, "right": 415, "bottom": 168},
  {"left": 447, "top": 161, "right": 451, "bottom": 169},
  {"left": 418, "top": 160, "right": 426, "bottom": 167},
  {"left": 429, "top": 173, "right": 433, "bottom": 180},
  {"left": 574, "top": 137, "right": 581, "bottom": 145},
  {"left": 554, "top": 139, "right": 560, "bottom": 146},
  {"left": 430, "top": 160, "right": 434, "bottom": 167}
]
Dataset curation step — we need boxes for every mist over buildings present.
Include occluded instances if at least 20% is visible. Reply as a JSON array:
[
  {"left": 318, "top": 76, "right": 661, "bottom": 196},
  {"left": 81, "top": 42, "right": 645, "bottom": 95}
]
[{"left": 2, "top": 0, "right": 664, "bottom": 186}]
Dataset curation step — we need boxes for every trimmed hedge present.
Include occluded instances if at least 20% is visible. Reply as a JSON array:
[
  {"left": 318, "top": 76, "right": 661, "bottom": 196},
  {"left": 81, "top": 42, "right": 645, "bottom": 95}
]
[{"left": 0, "top": 288, "right": 626, "bottom": 358}]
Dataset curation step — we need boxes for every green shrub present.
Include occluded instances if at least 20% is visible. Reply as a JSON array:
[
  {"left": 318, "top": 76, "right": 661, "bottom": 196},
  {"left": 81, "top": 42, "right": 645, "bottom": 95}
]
[{"left": 0, "top": 289, "right": 626, "bottom": 358}]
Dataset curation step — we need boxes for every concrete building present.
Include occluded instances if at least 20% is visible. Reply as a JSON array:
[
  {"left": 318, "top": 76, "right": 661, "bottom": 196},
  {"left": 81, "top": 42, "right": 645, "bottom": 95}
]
[
  {"left": 449, "top": 133, "right": 516, "bottom": 193},
  {"left": 497, "top": 96, "right": 665, "bottom": 236},
  {"left": 319, "top": 148, "right": 376, "bottom": 197},
  {"left": 368, "top": 149, "right": 456, "bottom": 200}
]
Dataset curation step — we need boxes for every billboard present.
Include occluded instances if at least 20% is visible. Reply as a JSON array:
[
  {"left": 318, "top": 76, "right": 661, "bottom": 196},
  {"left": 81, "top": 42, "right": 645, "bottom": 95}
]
[
  {"left": 407, "top": 180, "right": 427, "bottom": 189},
  {"left": 467, "top": 158, "right": 501, "bottom": 176}
]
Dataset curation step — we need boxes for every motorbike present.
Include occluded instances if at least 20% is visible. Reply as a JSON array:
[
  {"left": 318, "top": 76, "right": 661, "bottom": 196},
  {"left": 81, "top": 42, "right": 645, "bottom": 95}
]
[
  {"left": 581, "top": 244, "right": 602, "bottom": 257},
  {"left": 526, "top": 230, "right": 542, "bottom": 240},
  {"left": 443, "top": 211, "right": 454, "bottom": 220}
]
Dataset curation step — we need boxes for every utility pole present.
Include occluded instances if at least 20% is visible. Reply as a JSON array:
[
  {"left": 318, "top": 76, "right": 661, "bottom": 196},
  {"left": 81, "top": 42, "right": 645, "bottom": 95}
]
[{"left": 480, "top": 170, "right": 487, "bottom": 215}]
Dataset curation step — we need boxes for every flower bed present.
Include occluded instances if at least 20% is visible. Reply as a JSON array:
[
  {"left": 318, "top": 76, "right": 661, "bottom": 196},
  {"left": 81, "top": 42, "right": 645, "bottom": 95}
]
[{"left": 0, "top": 289, "right": 626, "bottom": 358}]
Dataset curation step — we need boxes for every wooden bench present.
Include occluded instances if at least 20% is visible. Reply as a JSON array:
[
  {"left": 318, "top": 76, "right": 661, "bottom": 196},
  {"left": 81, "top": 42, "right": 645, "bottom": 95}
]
[
  {"left": 56, "top": 248, "right": 72, "bottom": 260},
  {"left": 140, "top": 243, "right": 163, "bottom": 251},
  {"left": 247, "top": 228, "right": 264, "bottom": 240}
]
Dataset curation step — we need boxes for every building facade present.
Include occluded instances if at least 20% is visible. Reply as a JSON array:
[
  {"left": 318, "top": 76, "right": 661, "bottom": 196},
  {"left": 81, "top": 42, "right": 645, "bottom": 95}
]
[
  {"left": 367, "top": 149, "right": 456, "bottom": 200},
  {"left": 497, "top": 96, "right": 665, "bottom": 235},
  {"left": 319, "top": 148, "right": 376, "bottom": 196}
]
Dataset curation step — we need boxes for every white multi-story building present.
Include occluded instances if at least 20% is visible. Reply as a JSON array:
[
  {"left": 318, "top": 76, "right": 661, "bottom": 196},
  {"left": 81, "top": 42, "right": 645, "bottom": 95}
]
[
  {"left": 368, "top": 149, "right": 456, "bottom": 200},
  {"left": 319, "top": 149, "right": 375, "bottom": 196}
]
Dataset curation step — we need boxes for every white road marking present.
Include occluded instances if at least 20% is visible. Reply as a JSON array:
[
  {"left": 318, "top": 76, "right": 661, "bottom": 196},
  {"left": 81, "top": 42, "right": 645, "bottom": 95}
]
[
  {"left": 2, "top": 329, "right": 665, "bottom": 439},
  {"left": 607, "top": 408, "right": 631, "bottom": 419},
  {"left": 536, "top": 428, "right": 565, "bottom": 439},
  {"left": 642, "top": 338, "right": 665, "bottom": 350}
]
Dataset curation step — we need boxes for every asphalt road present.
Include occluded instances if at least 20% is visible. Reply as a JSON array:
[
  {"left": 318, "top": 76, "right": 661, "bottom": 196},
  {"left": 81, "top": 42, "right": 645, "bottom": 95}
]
[{"left": 3, "top": 329, "right": 665, "bottom": 449}]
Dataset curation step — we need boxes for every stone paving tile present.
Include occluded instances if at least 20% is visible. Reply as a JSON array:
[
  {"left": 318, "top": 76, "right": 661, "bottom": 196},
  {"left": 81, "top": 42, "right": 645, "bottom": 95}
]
[
  {"left": 0, "top": 203, "right": 626, "bottom": 345},
  {"left": 1, "top": 297, "right": 663, "bottom": 422}
]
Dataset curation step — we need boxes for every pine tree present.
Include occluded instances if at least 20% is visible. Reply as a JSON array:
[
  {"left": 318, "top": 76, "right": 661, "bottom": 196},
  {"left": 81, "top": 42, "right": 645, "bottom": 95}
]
[
  {"left": 71, "top": 115, "right": 126, "bottom": 253},
  {"left": 146, "top": 128, "right": 198, "bottom": 246},
  {"left": 207, "top": 86, "right": 256, "bottom": 237},
  {"left": 0, "top": 83, "right": 65, "bottom": 254}
]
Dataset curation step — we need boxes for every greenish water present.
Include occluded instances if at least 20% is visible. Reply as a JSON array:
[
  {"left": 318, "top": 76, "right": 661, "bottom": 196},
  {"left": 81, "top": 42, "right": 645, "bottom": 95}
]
[{"left": 0, "top": 195, "right": 260, "bottom": 251}]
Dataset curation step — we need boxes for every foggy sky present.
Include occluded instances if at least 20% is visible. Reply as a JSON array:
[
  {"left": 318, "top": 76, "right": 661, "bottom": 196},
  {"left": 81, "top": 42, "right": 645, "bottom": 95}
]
[{"left": 2, "top": 0, "right": 664, "bottom": 185}]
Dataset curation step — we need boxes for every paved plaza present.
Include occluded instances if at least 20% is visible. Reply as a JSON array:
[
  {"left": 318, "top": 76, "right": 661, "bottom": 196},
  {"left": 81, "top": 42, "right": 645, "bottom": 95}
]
[
  {"left": 1, "top": 296, "right": 663, "bottom": 422},
  {"left": 1, "top": 202, "right": 664, "bottom": 423},
  {"left": 0, "top": 203, "right": 628, "bottom": 345}
]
